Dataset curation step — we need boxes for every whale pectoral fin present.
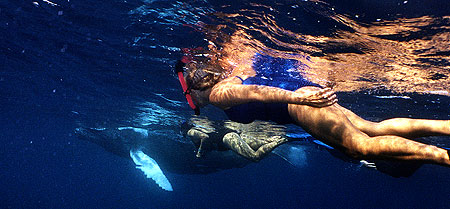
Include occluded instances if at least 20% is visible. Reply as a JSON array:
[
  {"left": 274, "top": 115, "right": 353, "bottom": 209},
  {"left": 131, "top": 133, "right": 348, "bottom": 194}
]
[{"left": 129, "top": 150, "right": 173, "bottom": 191}]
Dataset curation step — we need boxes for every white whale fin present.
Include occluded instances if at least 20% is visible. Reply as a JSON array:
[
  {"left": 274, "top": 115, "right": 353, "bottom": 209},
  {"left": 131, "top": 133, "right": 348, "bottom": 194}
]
[{"left": 130, "top": 150, "right": 173, "bottom": 191}]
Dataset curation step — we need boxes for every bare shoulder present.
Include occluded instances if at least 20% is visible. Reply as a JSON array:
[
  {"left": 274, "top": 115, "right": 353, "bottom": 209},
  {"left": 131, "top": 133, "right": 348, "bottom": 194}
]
[
  {"left": 209, "top": 79, "right": 235, "bottom": 104},
  {"left": 209, "top": 78, "right": 245, "bottom": 109}
]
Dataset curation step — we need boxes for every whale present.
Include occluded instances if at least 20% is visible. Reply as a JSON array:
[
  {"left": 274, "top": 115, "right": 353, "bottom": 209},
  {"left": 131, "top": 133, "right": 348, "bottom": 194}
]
[{"left": 74, "top": 120, "right": 310, "bottom": 191}]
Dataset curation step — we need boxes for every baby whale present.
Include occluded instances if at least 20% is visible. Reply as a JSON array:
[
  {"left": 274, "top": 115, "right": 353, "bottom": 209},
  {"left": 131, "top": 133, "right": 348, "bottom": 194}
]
[{"left": 74, "top": 120, "right": 309, "bottom": 191}]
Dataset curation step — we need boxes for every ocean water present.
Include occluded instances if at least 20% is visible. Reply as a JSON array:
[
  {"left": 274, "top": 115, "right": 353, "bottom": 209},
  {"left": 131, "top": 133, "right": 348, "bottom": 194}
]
[{"left": 1, "top": 0, "right": 450, "bottom": 208}]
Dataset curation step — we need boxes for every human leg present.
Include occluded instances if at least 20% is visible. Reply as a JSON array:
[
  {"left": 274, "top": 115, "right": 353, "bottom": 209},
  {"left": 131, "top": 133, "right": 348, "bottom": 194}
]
[
  {"left": 239, "top": 133, "right": 287, "bottom": 150},
  {"left": 336, "top": 104, "right": 450, "bottom": 138},
  {"left": 238, "top": 134, "right": 270, "bottom": 150},
  {"left": 222, "top": 132, "right": 288, "bottom": 161},
  {"left": 287, "top": 103, "right": 450, "bottom": 166}
]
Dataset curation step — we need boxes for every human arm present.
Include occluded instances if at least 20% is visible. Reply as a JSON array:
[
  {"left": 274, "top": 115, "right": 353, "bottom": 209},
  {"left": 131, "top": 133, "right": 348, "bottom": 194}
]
[
  {"left": 187, "top": 128, "right": 211, "bottom": 158},
  {"left": 209, "top": 82, "right": 337, "bottom": 109}
]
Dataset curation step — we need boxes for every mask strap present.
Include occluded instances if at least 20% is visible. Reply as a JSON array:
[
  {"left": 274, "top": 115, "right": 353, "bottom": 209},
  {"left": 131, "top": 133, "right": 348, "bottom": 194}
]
[{"left": 175, "top": 59, "right": 200, "bottom": 115}]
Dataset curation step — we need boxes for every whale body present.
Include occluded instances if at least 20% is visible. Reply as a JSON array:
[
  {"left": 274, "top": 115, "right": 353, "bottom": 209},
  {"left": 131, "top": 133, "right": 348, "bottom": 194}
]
[{"left": 74, "top": 124, "right": 309, "bottom": 191}]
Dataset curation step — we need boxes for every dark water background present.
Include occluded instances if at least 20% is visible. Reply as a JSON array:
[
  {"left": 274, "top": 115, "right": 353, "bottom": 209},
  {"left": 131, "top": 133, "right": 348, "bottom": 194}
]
[{"left": 1, "top": 0, "right": 450, "bottom": 208}]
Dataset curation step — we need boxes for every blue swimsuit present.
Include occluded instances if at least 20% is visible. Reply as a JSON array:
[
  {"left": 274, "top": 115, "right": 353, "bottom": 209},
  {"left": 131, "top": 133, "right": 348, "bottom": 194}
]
[{"left": 224, "top": 54, "right": 321, "bottom": 124}]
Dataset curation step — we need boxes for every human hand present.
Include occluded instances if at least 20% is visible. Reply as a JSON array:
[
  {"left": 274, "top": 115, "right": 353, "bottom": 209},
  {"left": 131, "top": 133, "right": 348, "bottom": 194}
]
[{"left": 294, "top": 87, "right": 338, "bottom": 107}]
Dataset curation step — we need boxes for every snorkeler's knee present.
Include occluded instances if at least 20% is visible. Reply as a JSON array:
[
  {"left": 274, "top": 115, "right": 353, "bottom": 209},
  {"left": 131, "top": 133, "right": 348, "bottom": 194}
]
[
  {"left": 344, "top": 148, "right": 369, "bottom": 159},
  {"left": 342, "top": 138, "right": 373, "bottom": 159}
]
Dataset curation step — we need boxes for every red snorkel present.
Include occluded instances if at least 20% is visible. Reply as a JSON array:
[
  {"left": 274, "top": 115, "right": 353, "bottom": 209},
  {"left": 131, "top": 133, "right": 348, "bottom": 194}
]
[{"left": 175, "top": 56, "right": 200, "bottom": 115}]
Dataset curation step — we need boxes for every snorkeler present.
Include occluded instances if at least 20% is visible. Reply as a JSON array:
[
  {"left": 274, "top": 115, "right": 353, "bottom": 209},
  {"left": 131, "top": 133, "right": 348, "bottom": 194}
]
[
  {"left": 175, "top": 48, "right": 450, "bottom": 167},
  {"left": 183, "top": 116, "right": 289, "bottom": 161}
]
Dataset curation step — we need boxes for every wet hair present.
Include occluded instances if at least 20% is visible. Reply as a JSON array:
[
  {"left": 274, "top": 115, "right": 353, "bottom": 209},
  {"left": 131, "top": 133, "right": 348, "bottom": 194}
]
[{"left": 185, "top": 61, "right": 225, "bottom": 91}]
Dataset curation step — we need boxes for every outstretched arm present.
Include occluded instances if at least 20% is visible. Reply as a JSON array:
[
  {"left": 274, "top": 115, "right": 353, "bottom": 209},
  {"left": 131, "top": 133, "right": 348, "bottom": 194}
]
[{"left": 209, "top": 81, "right": 337, "bottom": 109}]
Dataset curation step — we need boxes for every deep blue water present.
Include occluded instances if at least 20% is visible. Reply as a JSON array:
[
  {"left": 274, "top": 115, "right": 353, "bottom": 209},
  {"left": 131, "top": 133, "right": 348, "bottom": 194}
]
[{"left": 2, "top": 0, "right": 450, "bottom": 208}]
